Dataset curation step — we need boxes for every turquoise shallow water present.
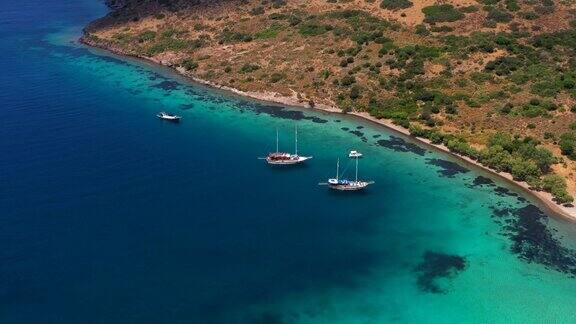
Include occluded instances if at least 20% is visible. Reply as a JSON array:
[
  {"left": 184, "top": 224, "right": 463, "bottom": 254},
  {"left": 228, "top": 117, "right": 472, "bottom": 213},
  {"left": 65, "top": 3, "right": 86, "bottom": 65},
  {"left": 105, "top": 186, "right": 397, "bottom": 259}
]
[{"left": 2, "top": 1, "right": 576, "bottom": 323}]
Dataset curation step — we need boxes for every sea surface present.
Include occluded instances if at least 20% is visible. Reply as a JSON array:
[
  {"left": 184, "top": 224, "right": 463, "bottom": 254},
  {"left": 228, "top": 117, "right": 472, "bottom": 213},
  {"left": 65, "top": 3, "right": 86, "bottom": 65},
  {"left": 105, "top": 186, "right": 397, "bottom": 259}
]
[{"left": 2, "top": 1, "right": 576, "bottom": 323}]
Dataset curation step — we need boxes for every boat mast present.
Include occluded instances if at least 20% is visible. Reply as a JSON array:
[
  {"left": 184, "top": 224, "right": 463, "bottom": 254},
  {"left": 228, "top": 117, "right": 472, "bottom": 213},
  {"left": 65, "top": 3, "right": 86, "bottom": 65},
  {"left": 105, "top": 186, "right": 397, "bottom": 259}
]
[
  {"left": 355, "top": 157, "right": 358, "bottom": 182},
  {"left": 336, "top": 158, "right": 339, "bottom": 180},
  {"left": 295, "top": 125, "right": 298, "bottom": 156},
  {"left": 276, "top": 128, "right": 279, "bottom": 153}
]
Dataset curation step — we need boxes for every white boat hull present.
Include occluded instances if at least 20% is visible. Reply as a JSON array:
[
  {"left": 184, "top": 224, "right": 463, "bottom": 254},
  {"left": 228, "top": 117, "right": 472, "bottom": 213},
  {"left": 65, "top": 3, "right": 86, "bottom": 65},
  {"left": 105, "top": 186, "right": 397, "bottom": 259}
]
[
  {"left": 266, "top": 156, "right": 312, "bottom": 165},
  {"left": 329, "top": 181, "right": 371, "bottom": 191},
  {"left": 157, "top": 116, "right": 181, "bottom": 121},
  {"left": 157, "top": 111, "right": 181, "bottom": 121}
]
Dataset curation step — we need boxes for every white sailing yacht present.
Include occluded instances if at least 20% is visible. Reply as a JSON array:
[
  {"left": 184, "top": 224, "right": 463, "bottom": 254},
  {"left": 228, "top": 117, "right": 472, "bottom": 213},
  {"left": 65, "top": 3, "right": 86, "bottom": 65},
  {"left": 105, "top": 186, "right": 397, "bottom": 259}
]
[
  {"left": 260, "top": 126, "right": 312, "bottom": 165},
  {"left": 321, "top": 157, "right": 373, "bottom": 190}
]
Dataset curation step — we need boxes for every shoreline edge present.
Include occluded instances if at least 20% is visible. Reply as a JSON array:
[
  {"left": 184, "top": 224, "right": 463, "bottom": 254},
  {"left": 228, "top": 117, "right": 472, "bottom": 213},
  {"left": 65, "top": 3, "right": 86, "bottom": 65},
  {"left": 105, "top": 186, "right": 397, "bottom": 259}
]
[{"left": 79, "top": 36, "right": 576, "bottom": 223}]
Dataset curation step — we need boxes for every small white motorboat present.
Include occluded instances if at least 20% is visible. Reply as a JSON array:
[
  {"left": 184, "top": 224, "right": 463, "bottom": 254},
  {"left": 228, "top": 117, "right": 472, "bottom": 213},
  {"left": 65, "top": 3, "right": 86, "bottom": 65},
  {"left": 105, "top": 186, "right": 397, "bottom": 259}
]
[
  {"left": 348, "top": 150, "right": 363, "bottom": 158},
  {"left": 157, "top": 111, "right": 181, "bottom": 122}
]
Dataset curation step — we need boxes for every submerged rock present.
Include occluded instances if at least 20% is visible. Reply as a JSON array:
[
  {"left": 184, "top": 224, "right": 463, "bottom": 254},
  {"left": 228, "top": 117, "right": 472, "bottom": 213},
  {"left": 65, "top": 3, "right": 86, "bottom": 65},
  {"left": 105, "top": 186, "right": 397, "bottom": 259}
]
[
  {"left": 376, "top": 136, "right": 427, "bottom": 156},
  {"left": 426, "top": 158, "right": 469, "bottom": 178},
  {"left": 152, "top": 80, "right": 180, "bottom": 91},
  {"left": 247, "top": 104, "right": 328, "bottom": 123},
  {"left": 493, "top": 187, "right": 519, "bottom": 198},
  {"left": 349, "top": 130, "right": 364, "bottom": 138},
  {"left": 471, "top": 176, "right": 495, "bottom": 187},
  {"left": 414, "top": 251, "right": 467, "bottom": 294},
  {"left": 491, "top": 204, "right": 576, "bottom": 276}
]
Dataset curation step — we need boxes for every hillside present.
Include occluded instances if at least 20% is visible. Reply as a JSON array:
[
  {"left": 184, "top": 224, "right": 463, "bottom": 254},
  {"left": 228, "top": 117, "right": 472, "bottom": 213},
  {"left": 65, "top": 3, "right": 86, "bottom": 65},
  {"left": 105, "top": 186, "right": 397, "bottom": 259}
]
[{"left": 83, "top": 0, "right": 576, "bottom": 205}]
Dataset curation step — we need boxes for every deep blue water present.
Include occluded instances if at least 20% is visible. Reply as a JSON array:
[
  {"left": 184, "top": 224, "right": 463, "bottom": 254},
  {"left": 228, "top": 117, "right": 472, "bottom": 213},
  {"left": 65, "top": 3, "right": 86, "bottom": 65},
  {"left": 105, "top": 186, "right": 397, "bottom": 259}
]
[{"left": 3, "top": 1, "right": 576, "bottom": 323}]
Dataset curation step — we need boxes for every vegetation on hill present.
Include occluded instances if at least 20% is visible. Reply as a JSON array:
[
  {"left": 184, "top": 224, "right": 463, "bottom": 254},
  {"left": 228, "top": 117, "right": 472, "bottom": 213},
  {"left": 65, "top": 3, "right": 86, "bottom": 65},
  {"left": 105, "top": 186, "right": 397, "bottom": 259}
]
[{"left": 84, "top": 0, "right": 576, "bottom": 204}]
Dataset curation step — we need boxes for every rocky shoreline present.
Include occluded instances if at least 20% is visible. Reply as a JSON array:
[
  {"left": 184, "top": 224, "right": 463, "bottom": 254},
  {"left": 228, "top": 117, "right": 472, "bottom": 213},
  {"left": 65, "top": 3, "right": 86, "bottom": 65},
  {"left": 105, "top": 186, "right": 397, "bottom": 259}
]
[{"left": 79, "top": 36, "right": 576, "bottom": 222}]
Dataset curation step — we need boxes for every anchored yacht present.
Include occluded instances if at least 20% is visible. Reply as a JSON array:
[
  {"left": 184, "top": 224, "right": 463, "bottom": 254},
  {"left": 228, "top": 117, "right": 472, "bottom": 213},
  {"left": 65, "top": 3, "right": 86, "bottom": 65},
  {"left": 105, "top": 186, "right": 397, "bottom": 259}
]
[
  {"left": 260, "top": 126, "right": 312, "bottom": 165},
  {"left": 348, "top": 150, "right": 363, "bottom": 158},
  {"left": 321, "top": 157, "right": 373, "bottom": 191},
  {"left": 157, "top": 111, "right": 181, "bottom": 122}
]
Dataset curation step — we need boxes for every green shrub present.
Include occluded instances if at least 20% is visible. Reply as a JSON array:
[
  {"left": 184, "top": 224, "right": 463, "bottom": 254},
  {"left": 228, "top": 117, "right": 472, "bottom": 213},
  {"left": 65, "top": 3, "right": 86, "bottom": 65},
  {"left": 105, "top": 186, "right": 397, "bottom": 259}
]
[
  {"left": 478, "top": 0, "right": 499, "bottom": 4},
  {"left": 500, "top": 102, "right": 513, "bottom": 114},
  {"left": 350, "top": 85, "right": 362, "bottom": 99},
  {"left": 269, "top": 73, "right": 284, "bottom": 83},
  {"left": 112, "top": 32, "right": 132, "bottom": 44},
  {"left": 510, "top": 158, "right": 540, "bottom": 181},
  {"left": 511, "top": 99, "right": 556, "bottom": 118},
  {"left": 557, "top": 72, "right": 576, "bottom": 89},
  {"left": 288, "top": 15, "right": 302, "bottom": 26},
  {"left": 327, "top": 10, "right": 396, "bottom": 38},
  {"left": 161, "top": 28, "right": 183, "bottom": 39},
  {"left": 340, "top": 75, "right": 356, "bottom": 86},
  {"left": 505, "top": 0, "right": 520, "bottom": 11},
  {"left": 299, "top": 23, "right": 329, "bottom": 36},
  {"left": 240, "top": 63, "right": 260, "bottom": 73},
  {"left": 137, "top": 30, "right": 156, "bottom": 43},
  {"left": 255, "top": 24, "right": 284, "bottom": 39},
  {"left": 219, "top": 29, "right": 253, "bottom": 43},
  {"left": 271, "top": 0, "right": 286, "bottom": 8},
  {"left": 415, "top": 24, "right": 430, "bottom": 36},
  {"left": 430, "top": 25, "right": 454, "bottom": 33},
  {"left": 269, "top": 13, "right": 288, "bottom": 20},
  {"left": 541, "top": 174, "right": 573, "bottom": 203},
  {"left": 487, "top": 8, "right": 512, "bottom": 23},
  {"left": 464, "top": 97, "right": 481, "bottom": 108},
  {"left": 460, "top": 5, "right": 478, "bottom": 13},
  {"left": 471, "top": 72, "right": 492, "bottom": 84},
  {"left": 380, "top": 0, "right": 412, "bottom": 10},
  {"left": 559, "top": 133, "right": 576, "bottom": 158},
  {"left": 535, "top": 5, "right": 554, "bottom": 15},
  {"left": 445, "top": 104, "right": 458, "bottom": 114},
  {"left": 530, "top": 81, "right": 562, "bottom": 97},
  {"left": 422, "top": 5, "right": 465, "bottom": 23},
  {"left": 368, "top": 97, "right": 418, "bottom": 120},
  {"left": 522, "top": 11, "right": 539, "bottom": 20},
  {"left": 379, "top": 41, "right": 396, "bottom": 55},
  {"left": 251, "top": 6, "right": 265, "bottom": 15},
  {"left": 484, "top": 56, "right": 521, "bottom": 76},
  {"left": 146, "top": 38, "right": 190, "bottom": 55},
  {"left": 180, "top": 59, "right": 198, "bottom": 71}
]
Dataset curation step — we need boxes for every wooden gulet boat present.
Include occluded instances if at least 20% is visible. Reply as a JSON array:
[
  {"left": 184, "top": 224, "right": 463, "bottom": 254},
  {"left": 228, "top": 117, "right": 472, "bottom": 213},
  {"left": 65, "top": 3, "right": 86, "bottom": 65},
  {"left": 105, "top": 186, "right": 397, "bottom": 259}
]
[{"left": 259, "top": 126, "right": 312, "bottom": 165}]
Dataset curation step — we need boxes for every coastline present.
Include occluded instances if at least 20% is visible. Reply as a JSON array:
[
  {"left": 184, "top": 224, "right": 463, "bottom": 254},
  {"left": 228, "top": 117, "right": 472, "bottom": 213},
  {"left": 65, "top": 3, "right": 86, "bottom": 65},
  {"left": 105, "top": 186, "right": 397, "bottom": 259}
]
[{"left": 79, "top": 37, "right": 576, "bottom": 223}]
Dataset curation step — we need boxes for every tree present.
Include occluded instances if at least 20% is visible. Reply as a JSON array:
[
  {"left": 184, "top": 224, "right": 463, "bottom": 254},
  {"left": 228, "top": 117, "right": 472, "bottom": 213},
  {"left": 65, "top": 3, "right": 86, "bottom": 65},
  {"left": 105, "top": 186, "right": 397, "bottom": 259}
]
[
  {"left": 530, "top": 148, "right": 556, "bottom": 172},
  {"left": 340, "top": 75, "right": 356, "bottom": 87},
  {"left": 542, "top": 174, "right": 574, "bottom": 204},
  {"left": 349, "top": 85, "right": 361, "bottom": 99},
  {"left": 180, "top": 59, "right": 198, "bottom": 71},
  {"left": 559, "top": 133, "right": 576, "bottom": 158},
  {"left": 510, "top": 158, "right": 540, "bottom": 181}
]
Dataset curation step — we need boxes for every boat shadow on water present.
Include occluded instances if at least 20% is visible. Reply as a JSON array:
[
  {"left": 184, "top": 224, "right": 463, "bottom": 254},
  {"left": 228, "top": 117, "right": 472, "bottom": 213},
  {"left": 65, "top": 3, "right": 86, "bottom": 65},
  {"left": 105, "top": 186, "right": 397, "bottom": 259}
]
[
  {"left": 158, "top": 119, "right": 182, "bottom": 126},
  {"left": 325, "top": 188, "right": 372, "bottom": 196},
  {"left": 266, "top": 163, "right": 310, "bottom": 171}
]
